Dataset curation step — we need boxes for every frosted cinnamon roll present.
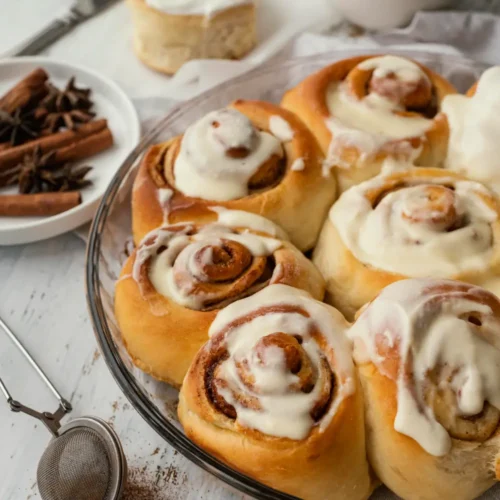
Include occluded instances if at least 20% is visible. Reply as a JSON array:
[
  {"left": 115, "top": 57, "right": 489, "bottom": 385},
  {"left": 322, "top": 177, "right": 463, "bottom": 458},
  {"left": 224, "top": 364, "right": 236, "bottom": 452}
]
[
  {"left": 282, "top": 55, "right": 456, "bottom": 192},
  {"left": 443, "top": 66, "right": 500, "bottom": 195},
  {"left": 313, "top": 168, "right": 500, "bottom": 319},
  {"left": 179, "top": 284, "right": 373, "bottom": 500},
  {"left": 350, "top": 278, "right": 500, "bottom": 500},
  {"left": 126, "top": 0, "right": 256, "bottom": 74},
  {"left": 115, "top": 211, "right": 325, "bottom": 387},
  {"left": 132, "top": 100, "right": 335, "bottom": 251}
]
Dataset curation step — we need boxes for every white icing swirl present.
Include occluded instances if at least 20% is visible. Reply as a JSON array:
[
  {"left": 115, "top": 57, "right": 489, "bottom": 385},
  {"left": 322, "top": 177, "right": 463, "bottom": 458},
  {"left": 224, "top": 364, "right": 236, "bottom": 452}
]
[
  {"left": 210, "top": 207, "right": 289, "bottom": 240},
  {"left": 324, "top": 56, "right": 433, "bottom": 170},
  {"left": 349, "top": 278, "right": 500, "bottom": 456},
  {"left": 208, "top": 284, "right": 355, "bottom": 440},
  {"left": 331, "top": 173, "right": 498, "bottom": 277},
  {"left": 269, "top": 115, "right": 294, "bottom": 142},
  {"left": 133, "top": 221, "right": 282, "bottom": 310},
  {"left": 291, "top": 158, "right": 305, "bottom": 171},
  {"left": 145, "top": 0, "right": 252, "bottom": 16},
  {"left": 173, "top": 108, "right": 283, "bottom": 201},
  {"left": 443, "top": 66, "right": 500, "bottom": 195}
]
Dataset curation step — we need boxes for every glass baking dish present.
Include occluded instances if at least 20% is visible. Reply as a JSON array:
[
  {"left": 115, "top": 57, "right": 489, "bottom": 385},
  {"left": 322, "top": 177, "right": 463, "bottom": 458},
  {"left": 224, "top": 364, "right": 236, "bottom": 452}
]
[{"left": 85, "top": 49, "right": 488, "bottom": 499}]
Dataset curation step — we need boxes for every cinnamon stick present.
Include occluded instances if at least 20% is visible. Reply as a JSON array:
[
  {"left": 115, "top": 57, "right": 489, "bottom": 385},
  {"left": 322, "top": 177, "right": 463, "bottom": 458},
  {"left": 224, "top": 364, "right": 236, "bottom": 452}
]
[
  {"left": 0, "top": 68, "right": 49, "bottom": 113},
  {"left": 54, "top": 127, "right": 113, "bottom": 163},
  {"left": 0, "top": 119, "right": 110, "bottom": 171},
  {"left": 0, "top": 192, "right": 81, "bottom": 216}
]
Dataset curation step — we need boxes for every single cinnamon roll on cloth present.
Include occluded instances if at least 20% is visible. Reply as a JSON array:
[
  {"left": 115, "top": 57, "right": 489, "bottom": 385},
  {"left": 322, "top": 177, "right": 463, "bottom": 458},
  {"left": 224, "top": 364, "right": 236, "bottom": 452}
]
[
  {"left": 282, "top": 55, "right": 456, "bottom": 192},
  {"left": 115, "top": 211, "right": 325, "bottom": 387},
  {"left": 313, "top": 168, "right": 500, "bottom": 319},
  {"left": 132, "top": 100, "right": 335, "bottom": 251},
  {"left": 443, "top": 66, "right": 500, "bottom": 195},
  {"left": 178, "top": 284, "right": 373, "bottom": 500},
  {"left": 349, "top": 279, "right": 500, "bottom": 500}
]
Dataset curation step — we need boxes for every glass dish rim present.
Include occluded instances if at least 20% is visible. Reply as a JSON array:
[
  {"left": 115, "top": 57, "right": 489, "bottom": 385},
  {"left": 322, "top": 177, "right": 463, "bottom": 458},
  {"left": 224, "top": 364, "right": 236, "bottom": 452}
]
[{"left": 85, "top": 48, "right": 487, "bottom": 499}]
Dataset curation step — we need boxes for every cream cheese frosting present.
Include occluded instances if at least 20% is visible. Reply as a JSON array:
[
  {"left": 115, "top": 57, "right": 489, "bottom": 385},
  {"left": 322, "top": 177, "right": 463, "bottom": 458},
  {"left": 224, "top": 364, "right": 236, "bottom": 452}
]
[
  {"left": 349, "top": 278, "right": 500, "bottom": 456},
  {"left": 443, "top": 66, "right": 500, "bottom": 195},
  {"left": 145, "top": 0, "right": 252, "bottom": 16},
  {"left": 173, "top": 108, "right": 283, "bottom": 201},
  {"left": 330, "top": 174, "right": 498, "bottom": 277},
  {"left": 208, "top": 284, "right": 355, "bottom": 439},
  {"left": 324, "top": 56, "right": 433, "bottom": 170}
]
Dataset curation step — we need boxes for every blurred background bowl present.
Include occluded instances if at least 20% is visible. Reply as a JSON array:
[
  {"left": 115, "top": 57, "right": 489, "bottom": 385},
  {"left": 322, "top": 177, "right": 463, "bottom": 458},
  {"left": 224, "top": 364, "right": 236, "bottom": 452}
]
[{"left": 332, "top": 0, "right": 455, "bottom": 30}]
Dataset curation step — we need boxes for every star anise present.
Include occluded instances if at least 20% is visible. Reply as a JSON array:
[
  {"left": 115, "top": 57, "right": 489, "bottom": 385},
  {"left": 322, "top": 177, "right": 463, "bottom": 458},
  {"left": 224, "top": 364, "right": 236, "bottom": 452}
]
[
  {"left": 39, "top": 107, "right": 95, "bottom": 134},
  {"left": 17, "top": 146, "right": 93, "bottom": 194},
  {"left": 38, "top": 77, "right": 95, "bottom": 133},
  {"left": 18, "top": 147, "right": 58, "bottom": 194},
  {"left": 41, "top": 77, "right": 93, "bottom": 112},
  {"left": 47, "top": 163, "right": 93, "bottom": 192},
  {"left": 0, "top": 108, "right": 40, "bottom": 146}
]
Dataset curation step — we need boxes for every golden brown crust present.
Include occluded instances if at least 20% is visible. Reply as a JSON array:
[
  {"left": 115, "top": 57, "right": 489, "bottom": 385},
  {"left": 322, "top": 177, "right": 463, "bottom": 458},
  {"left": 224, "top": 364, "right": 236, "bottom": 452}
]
[
  {"left": 281, "top": 55, "right": 457, "bottom": 193},
  {"left": 353, "top": 281, "right": 500, "bottom": 499},
  {"left": 358, "top": 362, "right": 500, "bottom": 500},
  {"left": 179, "top": 378, "right": 371, "bottom": 500},
  {"left": 313, "top": 168, "right": 500, "bottom": 320},
  {"left": 115, "top": 226, "right": 325, "bottom": 387},
  {"left": 467, "top": 82, "right": 478, "bottom": 97},
  {"left": 132, "top": 100, "right": 336, "bottom": 250},
  {"left": 178, "top": 300, "right": 373, "bottom": 500}
]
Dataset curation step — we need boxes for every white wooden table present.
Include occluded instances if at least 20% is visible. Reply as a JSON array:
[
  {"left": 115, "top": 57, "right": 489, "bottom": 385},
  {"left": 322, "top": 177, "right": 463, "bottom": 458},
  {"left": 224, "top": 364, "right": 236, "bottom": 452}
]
[{"left": 0, "top": 1, "right": 244, "bottom": 498}]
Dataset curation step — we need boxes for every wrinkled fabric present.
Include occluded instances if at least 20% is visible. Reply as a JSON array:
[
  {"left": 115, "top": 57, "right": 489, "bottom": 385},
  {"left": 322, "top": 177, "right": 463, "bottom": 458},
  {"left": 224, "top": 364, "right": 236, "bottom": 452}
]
[{"left": 376, "top": 10, "right": 500, "bottom": 65}]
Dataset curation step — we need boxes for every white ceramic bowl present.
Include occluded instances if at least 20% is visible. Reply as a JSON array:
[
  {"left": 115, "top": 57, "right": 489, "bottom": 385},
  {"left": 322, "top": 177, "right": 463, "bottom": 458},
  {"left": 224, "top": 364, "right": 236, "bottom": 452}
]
[{"left": 333, "top": 0, "right": 454, "bottom": 30}]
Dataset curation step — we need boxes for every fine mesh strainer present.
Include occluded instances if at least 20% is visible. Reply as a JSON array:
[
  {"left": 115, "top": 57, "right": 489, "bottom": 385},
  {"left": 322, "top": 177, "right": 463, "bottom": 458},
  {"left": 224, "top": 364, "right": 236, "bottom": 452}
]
[{"left": 0, "top": 315, "right": 127, "bottom": 500}]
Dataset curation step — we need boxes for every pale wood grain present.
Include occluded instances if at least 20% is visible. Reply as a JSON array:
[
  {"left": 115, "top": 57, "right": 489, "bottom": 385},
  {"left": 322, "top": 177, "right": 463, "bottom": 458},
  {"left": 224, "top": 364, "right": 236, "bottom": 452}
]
[{"left": 0, "top": 234, "right": 243, "bottom": 500}]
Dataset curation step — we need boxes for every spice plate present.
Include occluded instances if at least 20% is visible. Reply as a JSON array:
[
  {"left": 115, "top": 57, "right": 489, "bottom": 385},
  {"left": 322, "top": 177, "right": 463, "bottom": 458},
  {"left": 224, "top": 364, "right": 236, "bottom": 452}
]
[{"left": 0, "top": 57, "right": 140, "bottom": 245}]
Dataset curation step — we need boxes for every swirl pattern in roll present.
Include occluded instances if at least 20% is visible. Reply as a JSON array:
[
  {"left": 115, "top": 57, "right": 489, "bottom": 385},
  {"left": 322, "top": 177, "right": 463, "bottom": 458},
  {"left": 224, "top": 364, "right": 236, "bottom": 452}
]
[
  {"left": 313, "top": 167, "right": 500, "bottom": 319},
  {"left": 132, "top": 99, "right": 336, "bottom": 251},
  {"left": 282, "top": 55, "right": 456, "bottom": 192},
  {"left": 115, "top": 210, "right": 325, "bottom": 386},
  {"left": 178, "top": 284, "right": 372, "bottom": 500},
  {"left": 349, "top": 278, "right": 500, "bottom": 500}
]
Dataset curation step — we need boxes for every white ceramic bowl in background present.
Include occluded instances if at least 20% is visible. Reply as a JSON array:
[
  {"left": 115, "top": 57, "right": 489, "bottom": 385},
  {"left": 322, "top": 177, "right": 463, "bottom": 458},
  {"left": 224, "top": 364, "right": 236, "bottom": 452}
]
[{"left": 333, "top": 0, "right": 455, "bottom": 30}]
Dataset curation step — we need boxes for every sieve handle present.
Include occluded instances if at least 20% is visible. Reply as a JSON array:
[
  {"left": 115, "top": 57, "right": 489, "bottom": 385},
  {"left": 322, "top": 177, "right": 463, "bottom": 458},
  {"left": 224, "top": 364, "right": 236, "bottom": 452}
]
[
  {"left": 0, "top": 315, "right": 72, "bottom": 418},
  {"left": 6, "top": 398, "right": 66, "bottom": 437}
]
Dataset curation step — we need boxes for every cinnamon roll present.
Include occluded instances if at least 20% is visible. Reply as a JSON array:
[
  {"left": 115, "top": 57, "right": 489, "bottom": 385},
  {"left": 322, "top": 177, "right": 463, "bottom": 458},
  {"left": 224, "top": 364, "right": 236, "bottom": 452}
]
[
  {"left": 443, "top": 66, "right": 500, "bottom": 195},
  {"left": 349, "top": 278, "right": 500, "bottom": 500},
  {"left": 282, "top": 55, "right": 456, "bottom": 192},
  {"left": 126, "top": 0, "right": 256, "bottom": 74},
  {"left": 115, "top": 211, "right": 325, "bottom": 387},
  {"left": 313, "top": 168, "right": 500, "bottom": 319},
  {"left": 132, "top": 100, "right": 335, "bottom": 251},
  {"left": 178, "top": 284, "right": 373, "bottom": 500}
]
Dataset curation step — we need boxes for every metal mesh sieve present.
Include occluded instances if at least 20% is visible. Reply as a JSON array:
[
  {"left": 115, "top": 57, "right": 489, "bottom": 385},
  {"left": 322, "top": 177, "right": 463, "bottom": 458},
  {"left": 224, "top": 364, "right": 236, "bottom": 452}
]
[
  {"left": 37, "top": 427, "right": 111, "bottom": 500},
  {"left": 0, "top": 316, "right": 127, "bottom": 500}
]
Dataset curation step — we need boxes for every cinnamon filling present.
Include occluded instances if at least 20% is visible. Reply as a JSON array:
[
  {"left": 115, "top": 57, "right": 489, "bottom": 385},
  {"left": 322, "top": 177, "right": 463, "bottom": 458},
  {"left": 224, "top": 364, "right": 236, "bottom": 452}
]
[
  {"left": 205, "top": 350, "right": 238, "bottom": 419},
  {"left": 247, "top": 154, "right": 286, "bottom": 191},
  {"left": 401, "top": 186, "right": 458, "bottom": 229},
  {"left": 371, "top": 183, "right": 466, "bottom": 233},
  {"left": 205, "top": 330, "right": 335, "bottom": 426},
  {"left": 347, "top": 64, "right": 437, "bottom": 118},
  {"left": 171, "top": 237, "right": 277, "bottom": 312},
  {"left": 191, "top": 241, "right": 253, "bottom": 283},
  {"left": 159, "top": 132, "right": 286, "bottom": 197},
  {"left": 424, "top": 366, "right": 500, "bottom": 442}
]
